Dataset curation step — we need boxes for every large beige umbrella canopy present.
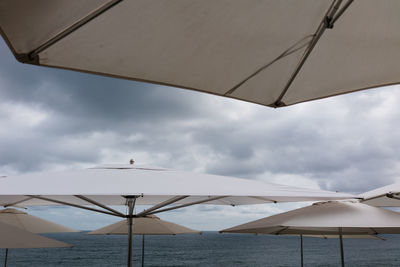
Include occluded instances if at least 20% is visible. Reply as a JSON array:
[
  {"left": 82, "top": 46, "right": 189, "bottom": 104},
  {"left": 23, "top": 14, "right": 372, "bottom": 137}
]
[
  {"left": 221, "top": 201, "right": 400, "bottom": 267},
  {"left": 0, "top": 164, "right": 354, "bottom": 267},
  {"left": 0, "top": 165, "right": 353, "bottom": 208},
  {"left": 1, "top": 1, "right": 399, "bottom": 107},
  {"left": 88, "top": 215, "right": 200, "bottom": 267}
]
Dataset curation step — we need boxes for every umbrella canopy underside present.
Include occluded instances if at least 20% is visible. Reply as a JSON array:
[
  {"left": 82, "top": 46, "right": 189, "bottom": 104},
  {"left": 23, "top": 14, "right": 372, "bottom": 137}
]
[{"left": 1, "top": 0, "right": 399, "bottom": 107}]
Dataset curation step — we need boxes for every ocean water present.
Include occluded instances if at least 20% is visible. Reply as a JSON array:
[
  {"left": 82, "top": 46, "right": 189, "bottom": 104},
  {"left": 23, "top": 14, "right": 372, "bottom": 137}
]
[{"left": 2, "top": 232, "right": 400, "bottom": 266}]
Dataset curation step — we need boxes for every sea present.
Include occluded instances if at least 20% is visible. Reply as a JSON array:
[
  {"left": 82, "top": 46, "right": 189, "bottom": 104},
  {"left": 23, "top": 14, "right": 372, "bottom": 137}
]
[{"left": 2, "top": 232, "right": 400, "bottom": 266}]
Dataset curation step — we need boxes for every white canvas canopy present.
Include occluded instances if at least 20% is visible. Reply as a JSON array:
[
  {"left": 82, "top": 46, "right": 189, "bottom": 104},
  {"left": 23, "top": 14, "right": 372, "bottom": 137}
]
[
  {"left": 1, "top": 1, "right": 399, "bottom": 107},
  {"left": 0, "top": 208, "right": 76, "bottom": 266},
  {"left": 221, "top": 201, "right": 400, "bottom": 235},
  {"left": 0, "top": 208, "right": 77, "bottom": 233},
  {"left": 0, "top": 165, "right": 353, "bottom": 213},
  {"left": 359, "top": 182, "right": 400, "bottom": 207},
  {"left": 0, "top": 165, "right": 353, "bottom": 267},
  {"left": 89, "top": 215, "right": 200, "bottom": 267},
  {"left": 221, "top": 201, "right": 400, "bottom": 267},
  {"left": 0, "top": 221, "right": 72, "bottom": 249},
  {"left": 0, "top": 220, "right": 72, "bottom": 267},
  {"left": 88, "top": 215, "right": 200, "bottom": 235}
]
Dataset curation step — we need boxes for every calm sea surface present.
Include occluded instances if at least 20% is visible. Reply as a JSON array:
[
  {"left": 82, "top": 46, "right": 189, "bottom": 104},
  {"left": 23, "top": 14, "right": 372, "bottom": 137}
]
[{"left": 2, "top": 232, "right": 400, "bottom": 266}]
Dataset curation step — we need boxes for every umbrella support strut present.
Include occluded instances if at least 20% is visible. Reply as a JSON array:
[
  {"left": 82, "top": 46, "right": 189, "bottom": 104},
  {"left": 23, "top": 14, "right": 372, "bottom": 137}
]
[
  {"left": 300, "top": 235, "right": 303, "bottom": 267},
  {"left": 386, "top": 193, "right": 400, "bottom": 201},
  {"left": 23, "top": 0, "right": 124, "bottom": 63},
  {"left": 74, "top": 195, "right": 125, "bottom": 217},
  {"left": 127, "top": 196, "right": 137, "bottom": 267},
  {"left": 273, "top": 0, "right": 353, "bottom": 107},
  {"left": 147, "top": 196, "right": 227, "bottom": 215},
  {"left": 135, "top": 195, "right": 188, "bottom": 217},
  {"left": 339, "top": 227, "right": 344, "bottom": 267},
  {"left": 3, "top": 197, "right": 34, "bottom": 208},
  {"left": 26, "top": 195, "right": 125, "bottom": 217}
]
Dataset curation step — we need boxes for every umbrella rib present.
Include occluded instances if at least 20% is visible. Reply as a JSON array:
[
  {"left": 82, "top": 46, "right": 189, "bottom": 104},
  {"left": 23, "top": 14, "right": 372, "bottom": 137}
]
[
  {"left": 362, "top": 192, "right": 400, "bottom": 203},
  {"left": 385, "top": 193, "right": 400, "bottom": 200},
  {"left": 369, "top": 227, "right": 378, "bottom": 235},
  {"left": 18, "top": 0, "right": 124, "bottom": 63},
  {"left": 26, "top": 195, "right": 125, "bottom": 218},
  {"left": 331, "top": 0, "right": 354, "bottom": 25},
  {"left": 3, "top": 196, "right": 34, "bottom": 207},
  {"left": 274, "top": 226, "right": 290, "bottom": 235},
  {"left": 224, "top": 35, "right": 313, "bottom": 96},
  {"left": 272, "top": 0, "right": 353, "bottom": 107},
  {"left": 360, "top": 193, "right": 390, "bottom": 202},
  {"left": 146, "top": 196, "right": 227, "bottom": 215},
  {"left": 74, "top": 195, "right": 125, "bottom": 217},
  {"left": 213, "top": 197, "right": 238, "bottom": 206},
  {"left": 250, "top": 196, "right": 279, "bottom": 203},
  {"left": 135, "top": 195, "right": 189, "bottom": 217}
]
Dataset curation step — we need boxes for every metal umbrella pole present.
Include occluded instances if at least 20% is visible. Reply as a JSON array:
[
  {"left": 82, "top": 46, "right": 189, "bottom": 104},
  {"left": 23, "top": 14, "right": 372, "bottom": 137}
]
[
  {"left": 126, "top": 197, "right": 137, "bottom": 267},
  {"left": 141, "top": 235, "right": 145, "bottom": 267},
  {"left": 300, "top": 235, "right": 303, "bottom": 267},
  {"left": 4, "top": 248, "right": 8, "bottom": 267},
  {"left": 339, "top": 227, "right": 345, "bottom": 267}
]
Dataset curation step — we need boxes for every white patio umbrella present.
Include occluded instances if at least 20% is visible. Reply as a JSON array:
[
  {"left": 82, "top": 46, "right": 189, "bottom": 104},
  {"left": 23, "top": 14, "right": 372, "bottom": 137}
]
[
  {"left": 0, "top": 208, "right": 77, "bottom": 233},
  {"left": 359, "top": 182, "right": 400, "bottom": 207},
  {"left": 0, "top": 220, "right": 72, "bottom": 267},
  {"left": 0, "top": 208, "right": 77, "bottom": 266},
  {"left": 1, "top": 1, "right": 399, "bottom": 107},
  {"left": 88, "top": 215, "right": 200, "bottom": 267},
  {"left": 0, "top": 164, "right": 354, "bottom": 267},
  {"left": 0, "top": 165, "right": 354, "bottom": 207},
  {"left": 221, "top": 201, "right": 400, "bottom": 267}
]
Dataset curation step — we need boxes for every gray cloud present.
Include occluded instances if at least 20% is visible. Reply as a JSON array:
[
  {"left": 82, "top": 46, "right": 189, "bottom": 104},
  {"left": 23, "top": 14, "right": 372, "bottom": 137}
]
[{"left": 1, "top": 39, "right": 400, "bottom": 229}]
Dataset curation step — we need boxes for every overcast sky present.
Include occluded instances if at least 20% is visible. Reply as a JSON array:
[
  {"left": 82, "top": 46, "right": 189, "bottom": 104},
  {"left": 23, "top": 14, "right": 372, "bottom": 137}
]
[{"left": 1, "top": 38, "right": 400, "bottom": 230}]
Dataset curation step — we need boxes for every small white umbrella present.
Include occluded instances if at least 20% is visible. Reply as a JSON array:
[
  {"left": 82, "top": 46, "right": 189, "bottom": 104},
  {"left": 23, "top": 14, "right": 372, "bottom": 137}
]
[
  {"left": 0, "top": 208, "right": 77, "bottom": 266},
  {"left": 221, "top": 201, "right": 400, "bottom": 267},
  {"left": 1, "top": 1, "right": 399, "bottom": 107},
  {"left": 0, "top": 208, "right": 77, "bottom": 233},
  {"left": 0, "top": 220, "right": 72, "bottom": 249},
  {"left": 0, "top": 220, "right": 72, "bottom": 267},
  {"left": 88, "top": 215, "right": 200, "bottom": 267},
  {"left": 359, "top": 182, "right": 400, "bottom": 207},
  {"left": 0, "top": 164, "right": 354, "bottom": 267},
  {"left": 88, "top": 215, "right": 200, "bottom": 235}
]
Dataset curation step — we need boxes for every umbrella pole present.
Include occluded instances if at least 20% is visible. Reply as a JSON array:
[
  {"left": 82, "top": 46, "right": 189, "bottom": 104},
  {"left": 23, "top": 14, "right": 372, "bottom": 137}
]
[
  {"left": 141, "top": 235, "right": 145, "bottom": 267},
  {"left": 339, "top": 227, "right": 344, "bottom": 267},
  {"left": 4, "top": 248, "right": 8, "bottom": 267},
  {"left": 127, "top": 197, "right": 137, "bottom": 267},
  {"left": 300, "top": 235, "right": 303, "bottom": 267}
]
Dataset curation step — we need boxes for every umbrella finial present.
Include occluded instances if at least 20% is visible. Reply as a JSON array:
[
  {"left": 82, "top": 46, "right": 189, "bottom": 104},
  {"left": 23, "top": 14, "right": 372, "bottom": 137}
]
[{"left": 129, "top": 159, "right": 135, "bottom": 165}]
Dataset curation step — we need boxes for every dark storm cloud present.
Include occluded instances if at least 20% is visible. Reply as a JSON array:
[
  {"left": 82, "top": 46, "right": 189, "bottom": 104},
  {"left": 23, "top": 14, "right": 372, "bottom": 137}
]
[
  {"left": 0, "top": 41, "right": 211, "bottom": 129},
  {"left": 0, "top": 40, "right": 220, "bottom": 172}
]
